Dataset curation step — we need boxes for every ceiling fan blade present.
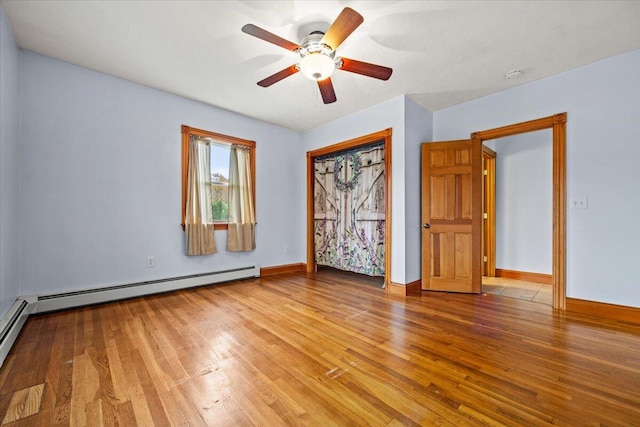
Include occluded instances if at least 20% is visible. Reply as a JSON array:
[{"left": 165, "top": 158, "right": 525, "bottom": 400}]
[
  {"left": 317, "top": 78, "right": 337, "bottom": 104},
  {"left": 257, "top": 65, "right": 299, "bottom": 87},
  {"left": 339, "top": 58, "right": 393, "bottom": 81},
  {"left": 321, "top": 7, "right": 364, "bottom": 50},
  {"left": 242, "top": 24, "right": 300, "bottom": 51}
]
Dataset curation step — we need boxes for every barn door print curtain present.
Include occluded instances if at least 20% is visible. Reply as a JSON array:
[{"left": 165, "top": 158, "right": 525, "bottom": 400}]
[{"left": 314, "top": 144, "right": 385, "bottom": 276}]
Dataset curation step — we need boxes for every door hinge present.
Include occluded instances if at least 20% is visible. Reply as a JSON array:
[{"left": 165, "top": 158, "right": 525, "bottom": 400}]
[
  {"left": 484, "top": 169, "right": 488, "bottom": 176},
  {"left": 484, "top": 256, "right": 488, "bottom": 262},
  {"left": 483, "top": 212, "right": 488, "bottom": 219}
]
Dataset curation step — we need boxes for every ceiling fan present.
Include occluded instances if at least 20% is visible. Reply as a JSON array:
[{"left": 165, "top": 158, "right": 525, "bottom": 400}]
[{"left": 242, "top": 7, "right": 393, "bottom": 104}]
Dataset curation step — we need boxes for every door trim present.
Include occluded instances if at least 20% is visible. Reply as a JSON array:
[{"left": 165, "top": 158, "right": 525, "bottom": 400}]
[
  {"left": 482, "top": 146, "right": 496, "bottom": 277},
  {"left": 471, "top": 113, "right": 567, "bottom": 309},
  {"left": 306, "top": 129, "right": 393, "bottom": 290}
]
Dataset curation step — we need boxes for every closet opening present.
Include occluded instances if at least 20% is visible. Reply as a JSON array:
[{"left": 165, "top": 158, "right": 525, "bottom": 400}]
[{"left": 306, "top": 129, "right": 392, "bottom": 290}]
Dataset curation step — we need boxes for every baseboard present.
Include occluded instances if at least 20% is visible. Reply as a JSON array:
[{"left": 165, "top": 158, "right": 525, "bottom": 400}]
[
  {"left": 566, "top": 298, "right": 640, "bottom": 325},
  {"left": 388, "top": 279, "right": 421, "bottom": 296},
  {"left": 406, "top": 279, "right": 421, "bottom": 295},
  {"left": 495, "top": 269, "right": 552, "bottom": 285},
  {"left": 260, "top": 263, "right": 306, "bottom": 277},
  {"left": 0, "top": 296, "right": 37, "bottom": 368}
]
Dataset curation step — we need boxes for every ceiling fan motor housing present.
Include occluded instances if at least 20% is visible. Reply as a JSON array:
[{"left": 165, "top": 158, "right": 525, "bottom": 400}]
[{"left": 296, "top": 31, "right": 340, "bottom": 80}]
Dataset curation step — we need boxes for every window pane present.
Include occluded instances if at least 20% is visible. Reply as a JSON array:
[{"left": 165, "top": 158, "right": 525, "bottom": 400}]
[{"left": 210, "top": 143, "right": 230, "bottom": 222}]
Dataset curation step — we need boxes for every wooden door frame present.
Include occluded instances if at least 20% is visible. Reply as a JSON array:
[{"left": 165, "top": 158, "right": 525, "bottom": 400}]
[
  {"left": 471, "top": 113, "right": 567, "bottom": 309},
  {"left": 482, "top": 146, "right": 496, "bottom": 277},
  {"left": 306, "top": 129, "right": 393, "bottom": 290}
]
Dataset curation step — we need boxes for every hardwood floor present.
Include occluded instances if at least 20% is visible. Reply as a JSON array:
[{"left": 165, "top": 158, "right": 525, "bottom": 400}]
[
  {"left": 482, "top": 276, "right": 552, "bottom": 305},
  {"left": 1, "top": 270, "right": 640, "bottom": 426}
]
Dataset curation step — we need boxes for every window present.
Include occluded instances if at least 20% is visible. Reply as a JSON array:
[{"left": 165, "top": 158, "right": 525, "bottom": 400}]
[
  {"left": 181, "top": 125, "right": 255, "bottom": 230},
  {"left": 210, "top": 143, "right": 231, "bottom": 222}
]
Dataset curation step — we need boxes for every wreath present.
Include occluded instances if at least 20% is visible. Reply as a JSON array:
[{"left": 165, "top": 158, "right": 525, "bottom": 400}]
[{"left": 334, "top": 153, "right": 362, "bottom": 192}]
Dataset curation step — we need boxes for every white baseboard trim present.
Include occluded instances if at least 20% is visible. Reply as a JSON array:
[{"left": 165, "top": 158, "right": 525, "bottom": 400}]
[{"left": 0, "top": 266, "right": 259, "bottom": 367}]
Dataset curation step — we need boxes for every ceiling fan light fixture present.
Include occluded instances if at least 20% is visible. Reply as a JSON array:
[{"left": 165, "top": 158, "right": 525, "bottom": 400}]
[{"left": 299, "top": 53, "right": 336, "bottom": 81}]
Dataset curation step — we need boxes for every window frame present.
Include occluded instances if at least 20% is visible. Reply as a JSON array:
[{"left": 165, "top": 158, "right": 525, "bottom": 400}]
[{"left": 181, "top": 125, "right": 256, "bottom": 230}]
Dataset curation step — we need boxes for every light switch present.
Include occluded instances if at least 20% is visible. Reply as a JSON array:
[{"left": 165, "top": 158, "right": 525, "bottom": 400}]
[{"left": 569, "top": 197, "right": 588, "bottom": 209}]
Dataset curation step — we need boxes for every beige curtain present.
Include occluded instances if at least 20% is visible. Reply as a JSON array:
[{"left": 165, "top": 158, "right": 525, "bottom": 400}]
[
  {"left": 227, "top": 145, "right": 256, "bottom": 251},
  {"left": 185, "top": 136, "right": 217, "bottom": 255}
]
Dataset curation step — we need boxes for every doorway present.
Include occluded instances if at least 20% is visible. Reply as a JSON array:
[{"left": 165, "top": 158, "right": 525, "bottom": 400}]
[
  {"left": 473, "top": 113, "right": 566, "bottom": 309},
  {"left": 481, "top": 130, "right": 553, "bottom": 305},
  {"left": 421, "top": 113, "right": 567, "bottom": 309},
  {"left": 306, "top": 129, "right": 393, "bottom": 290}
]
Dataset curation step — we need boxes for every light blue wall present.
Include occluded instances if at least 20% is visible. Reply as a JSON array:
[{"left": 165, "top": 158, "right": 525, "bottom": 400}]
[
  {"left": 9, "top": 48, "right": 434, "bottom": 299},
  {"left": 18, "top": 51, "right": 303, "bottom": 295},
  {"left": 0, "top": 6, "right": 20, "bottom": 320},
  {"left": 404, "top": 97, "right": 433, "bottom": 282},
  {"left": 492, "top": 130, "right": 552, "bottom": 274},
  {"left": 302, "top": 96, "right": 407, "bottom": 283},
  {"left": 434, "top": 49, "right": 640, "bottom": 307},
  {"left": 4, "top": 10, "right": 638, "bottom": 308},
  {"left": 301, "top": 95, "right": 432, "bottom": 285}
]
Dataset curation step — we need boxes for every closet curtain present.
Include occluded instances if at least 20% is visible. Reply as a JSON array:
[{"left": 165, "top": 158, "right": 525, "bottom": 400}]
[
  {"left": 314, "top": 144, "right": 385, "bottom": 276},
  {"left": 185, "top": 136, "right": 217, "bottom": 255},
  {"left": 227, "top": 145, "right": 256, "bottom": 251}
]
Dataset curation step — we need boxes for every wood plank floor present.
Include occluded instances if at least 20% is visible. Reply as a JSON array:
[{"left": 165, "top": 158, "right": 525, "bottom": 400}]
[
  {"left": 482, "top": 276, "right": 552, "bottom": 305},
  {"left": 1, "top": 269, "right": 640, "bottom": 426}
]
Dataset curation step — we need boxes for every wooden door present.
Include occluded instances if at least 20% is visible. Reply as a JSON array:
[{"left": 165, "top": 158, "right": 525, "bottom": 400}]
[{"left": 421, "top": 140, "right": 482, "bottom": 293}]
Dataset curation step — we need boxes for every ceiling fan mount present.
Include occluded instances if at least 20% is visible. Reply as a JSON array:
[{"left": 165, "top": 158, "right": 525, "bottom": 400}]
[
  {"left": 297, "top": 31, "right": 333, "bottom": 58},
  {"left": 242, "top": 7, "right": 392, "bottom": 104}
]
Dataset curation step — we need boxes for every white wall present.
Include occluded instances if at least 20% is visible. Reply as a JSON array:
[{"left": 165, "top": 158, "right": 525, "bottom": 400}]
[
  {"left": 18, "top": 51, "right": 303, "bottom": 296},
  {"left": 434, "top": 49, "right": 640, "bottom": 307},
  {"left": 492, "top": 130, "right": 552, "bottom": 274},
  {"left": 0, "top": 6, "right": 20, "bottom": 319},
  {"left": 404, "top": 97, "right": 433, "bottom": 282}
]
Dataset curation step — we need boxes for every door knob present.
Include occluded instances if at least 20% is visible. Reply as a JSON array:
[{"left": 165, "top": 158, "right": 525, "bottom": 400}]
[{"left": 423, "top": 223, "right": 430, "bottom": 229}]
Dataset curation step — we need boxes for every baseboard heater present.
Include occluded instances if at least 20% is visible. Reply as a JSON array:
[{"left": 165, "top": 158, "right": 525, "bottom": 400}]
[
  {"left": 35, "top": 265, "right": 260, "bottom": 313},
  {"left": 0, "top": 266, "right": 259, "bottom": 367},
  {"left": 0, "top": 297, "right": 36, "bottom": 367}
]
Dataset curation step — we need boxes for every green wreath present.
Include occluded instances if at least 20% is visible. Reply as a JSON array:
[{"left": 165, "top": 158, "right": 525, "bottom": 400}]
[{"left": 334, "top": 153, "right": 362, "bottom": 192}]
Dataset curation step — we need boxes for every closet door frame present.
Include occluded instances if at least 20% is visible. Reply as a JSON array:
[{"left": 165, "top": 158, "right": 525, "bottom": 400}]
[{"left": 306, "top": 129, "right": 392, "bottom": 290}]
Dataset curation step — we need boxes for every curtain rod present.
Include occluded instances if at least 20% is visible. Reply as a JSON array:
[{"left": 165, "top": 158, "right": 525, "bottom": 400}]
[
  {"left": 313, "top": 140, "right": 385, "bottom": 162},
  {"left": 192, "top": 135, "right": 249, "bottom": 150}
]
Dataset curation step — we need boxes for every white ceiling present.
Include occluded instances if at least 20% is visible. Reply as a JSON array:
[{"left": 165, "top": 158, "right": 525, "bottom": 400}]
[{"left": 2, "top": 0, "right": 640, "bottom": 132}]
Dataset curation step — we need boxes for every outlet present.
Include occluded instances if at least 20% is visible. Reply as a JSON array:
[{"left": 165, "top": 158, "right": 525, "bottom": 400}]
[
  {"left": 146, "top": 256, "right": 155, "bottom": 268},
  {"left": 569, "top": 197, "right": 588, "bottom": 209},
  {"left": 284, "top": 244, "right": 290, "bottom": 254}
]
